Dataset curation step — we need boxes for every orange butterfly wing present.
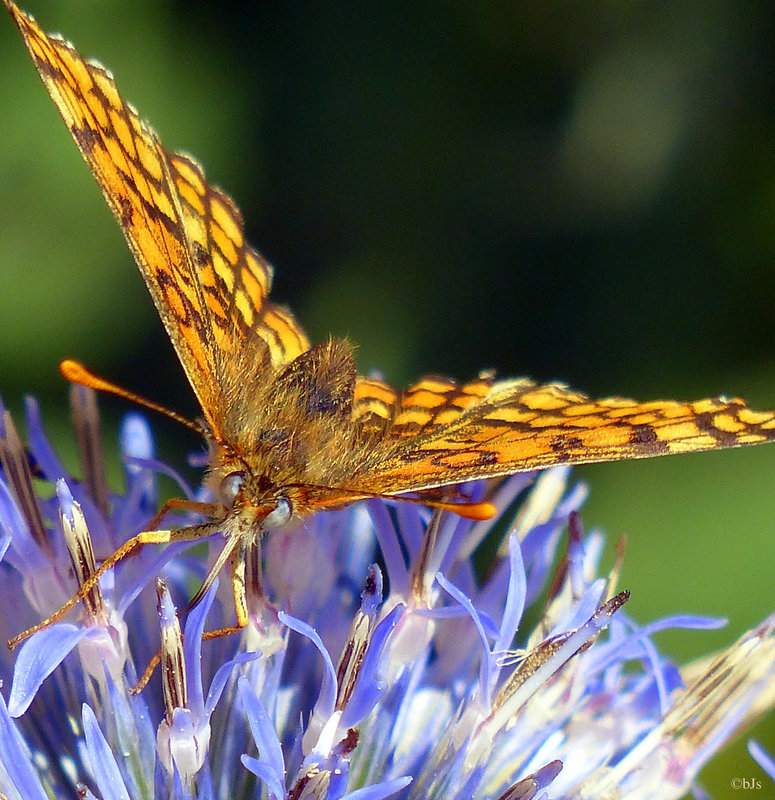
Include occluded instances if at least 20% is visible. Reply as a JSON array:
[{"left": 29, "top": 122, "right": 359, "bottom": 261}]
[
  {"left": 352, "top": 373, "right": 494, "bottom": 439},
  {"left": 6, "top": 3, "right": 309, "bottom": 436},
  {"left": 352, "top": 377, "right": 775, "bottom": 496}
]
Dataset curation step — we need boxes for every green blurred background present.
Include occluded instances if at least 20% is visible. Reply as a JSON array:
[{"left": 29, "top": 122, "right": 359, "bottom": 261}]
[{"left": 1, "top": 2, "right": 774, "bottom": 795}]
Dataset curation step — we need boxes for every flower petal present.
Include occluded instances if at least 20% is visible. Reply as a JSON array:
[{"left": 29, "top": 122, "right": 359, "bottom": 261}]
[
  {"left": 8, "top": 624, "right": 92, "bottom": 717},
  {"left": 240, "top": 755, "right": 285, "bottom": 800},
  {"left": 182, "top": 579, "right": 219, "bottom": 714},
  {"left": 0, "top": 475, "right": 43, "bottom": 569},
  {"left": 748, "top": 741, "right": 775, "bottom": 781},
  {"left": 0, "top": 690, "right": 48, "bottom": 800},
  {"left": 339, "top": 775, "right": 413, "bottom": 800},
  {"left": 366, "top": 500, "right": 409, "bottom": 596},
  {"left": 82, "top": 703, "right": 131, "bottom": 800},
  {"left": 238, "top": 676, "right": 285, "bottom": 788},
  {"left": 279, "top": 611, "right": 337, "bottom": 721},
  {"left": 436, "top": 571, "right": 494, "bottom": 706},
  {"left": 493, "top": 531, "right": 527, "bottom": 660},
  {"left": 340, "top": 603, "right": 404, "bottom": 728}
]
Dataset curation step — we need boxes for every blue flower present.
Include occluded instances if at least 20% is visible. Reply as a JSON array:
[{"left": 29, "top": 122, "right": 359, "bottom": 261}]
[{"left": 0, "top": 390, "right": 772, "bottom": 799}]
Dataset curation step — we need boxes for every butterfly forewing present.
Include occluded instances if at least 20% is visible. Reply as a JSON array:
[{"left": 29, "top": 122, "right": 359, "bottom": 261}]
[
  {"left": 7, "top": 2, "right": 309, "bottom": 438},
  {"left": 354, "top": 381, "right": 775, "bottom": 497},
  {"left": 168, "top": 153, "right": 310, "bottom": 368}
]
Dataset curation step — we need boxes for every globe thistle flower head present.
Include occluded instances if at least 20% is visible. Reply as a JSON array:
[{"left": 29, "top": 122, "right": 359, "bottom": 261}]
[{"left": 0, "top": 389, "right": 773, "bottom": 799}]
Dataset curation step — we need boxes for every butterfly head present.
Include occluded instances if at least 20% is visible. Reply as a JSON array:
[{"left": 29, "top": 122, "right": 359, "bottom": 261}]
[{"left": 214, "top": 467, "right": 299, "bottom": 537}]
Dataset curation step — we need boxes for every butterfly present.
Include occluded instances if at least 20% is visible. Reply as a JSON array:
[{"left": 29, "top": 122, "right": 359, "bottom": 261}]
[{"left": 6, "top": 0, "right": 775, "bottom": 652}]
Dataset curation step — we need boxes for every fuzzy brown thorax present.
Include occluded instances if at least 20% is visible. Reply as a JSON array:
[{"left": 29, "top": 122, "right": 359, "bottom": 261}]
[{"left": 210, "top": 337, "right": 379, "bottom": 523}]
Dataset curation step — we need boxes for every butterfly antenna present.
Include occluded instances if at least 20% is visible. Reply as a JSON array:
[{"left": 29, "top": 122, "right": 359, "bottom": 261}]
[{"left": 60, "top": 360, "right": 203, "bottom": 435}]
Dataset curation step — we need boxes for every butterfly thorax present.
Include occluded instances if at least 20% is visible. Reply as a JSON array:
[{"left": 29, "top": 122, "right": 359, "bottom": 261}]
[{"left": 209, "top": 338, "right": 381, "bottom": 531}]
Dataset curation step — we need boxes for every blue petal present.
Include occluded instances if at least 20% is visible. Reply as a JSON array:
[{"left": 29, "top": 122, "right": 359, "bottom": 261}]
[
  {"left": 120, "top": 412, "right": 154, "bottom": 464},
  {"left": 82, "top": 704, "right": 131, "bottom": 800},
  {"left": 117, "top": 538, "right": 208, "bottom": 617},
  {"left": 204, "top": 652, "right": 260, "bottom": 719},
  {"left": 240, "top": 755, "right": 285, "bottom": 800},
  {"left": 521, "top": 477, "right": 586, "bottom": 599},
  {"left": 119, "top": 414, "right": 158, "bottom": 518},
  {"left": 196, "top": 766, "right": 216, "bottom": 800},
  {"left": 748, "top": 741, "right": 775, "bottom": 780},
  {"left": 436, "top": 571, "right": 493, "bottom": 707},
  {"left": 104, "top": 669, "right": 156, "bottom": 784},
  {"left": 238, "top": 677, "right": 285, "bottom": 787},
  {"left": 590, "top": 614, "right": 728, "bottom": 676},
  {"left": 8, "top": 623, "right": 92, "bottom": 717},
  {"left": 340, "top": 603, "right": 404, "bottom": 728},
  {"left": 182, "top": 579, "right": 219, "bottom": 714},
  {"left": 456, "top": 762, "right": 486, "bottom": 800},
  {"left": 124, "top": 455, "right": 196, "bottom": 501},
  {"left": 366, "top": 500, "right": 409, "bottom": 596},
  {"left": 418, "top": 605, "right": 499, "bottom": 637},
  {"left": 0, "top": 691, "right": 48, "bottom": 800},
  {"left": 0, "top": 513, "right": 11, "bottom": 564},
  {"left": 0, "top": 475, "right": 44, "bottom": 569},
  {"left": 629, "top": 628, "right": 673, "bottom": 715},
  {"left": 339, "top": 776, "right": 412, "bottom": 800},
  {"left": 638, "top": 614, "right": 727, "bottom": 635},
  {"left": 337, "top": 505, "right": 378, "bottom": 584},
  {"left": 25, "top": 399, "right": 108, "bottom": 547},
  {"left": 24, "top": 397, "right": 67, "bottom": 482},
  {"left": 395, "top": 503, "right": 424, "bottom": 562},
  {"left": 494, "top": 531, "right": 527, "bottom": 656},
  {"left": 551, "top": 579, "right": 606, "bottom": 634},
  {"left": 279, "top": 611, "right": 337, "bottom": 720}
]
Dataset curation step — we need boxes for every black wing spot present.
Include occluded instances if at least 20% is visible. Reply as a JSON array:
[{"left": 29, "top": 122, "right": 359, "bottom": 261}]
[
  {"left": 550, "top": 435, "right": 583, "bottom": 452},
  {"left": 192, "top": 241, "right": 209, "bottom": 267},
  {"left": 72, "top": 122, "right": 99, "bottom": 152},
  {"left": 628, "top": 424, "right": 658, "bottom": 445},
  {"left": 118, "top": 195, "right": 134, "bottom": 228},
  {"left": 477, "top": 450, "right": 498, "bottom": 466}
]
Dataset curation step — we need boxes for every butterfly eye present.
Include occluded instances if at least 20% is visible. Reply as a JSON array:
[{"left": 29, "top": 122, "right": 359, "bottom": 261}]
[
  {"left": 263, "top": 496, "right": 292, "bottom": 531},
  {"left": 220, "top": 472, "right": 245, "bottom": 507}
]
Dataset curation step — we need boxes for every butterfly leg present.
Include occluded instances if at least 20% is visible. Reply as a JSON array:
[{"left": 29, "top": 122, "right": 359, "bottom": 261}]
[
  {"left": 132, "top": 540, "right": 252, "bottom": 693},
  {"left": 7, "top": 519, "right": 221, "bottom": 650},
  {"left": 144, "top": 497, "right": 222, "bottom": 533},
  {"left": 186, "top": 542, "right": 262, "bottom": 652},
  {"left": 201, "top": 540, "right": 253, "bottom": 640}
]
